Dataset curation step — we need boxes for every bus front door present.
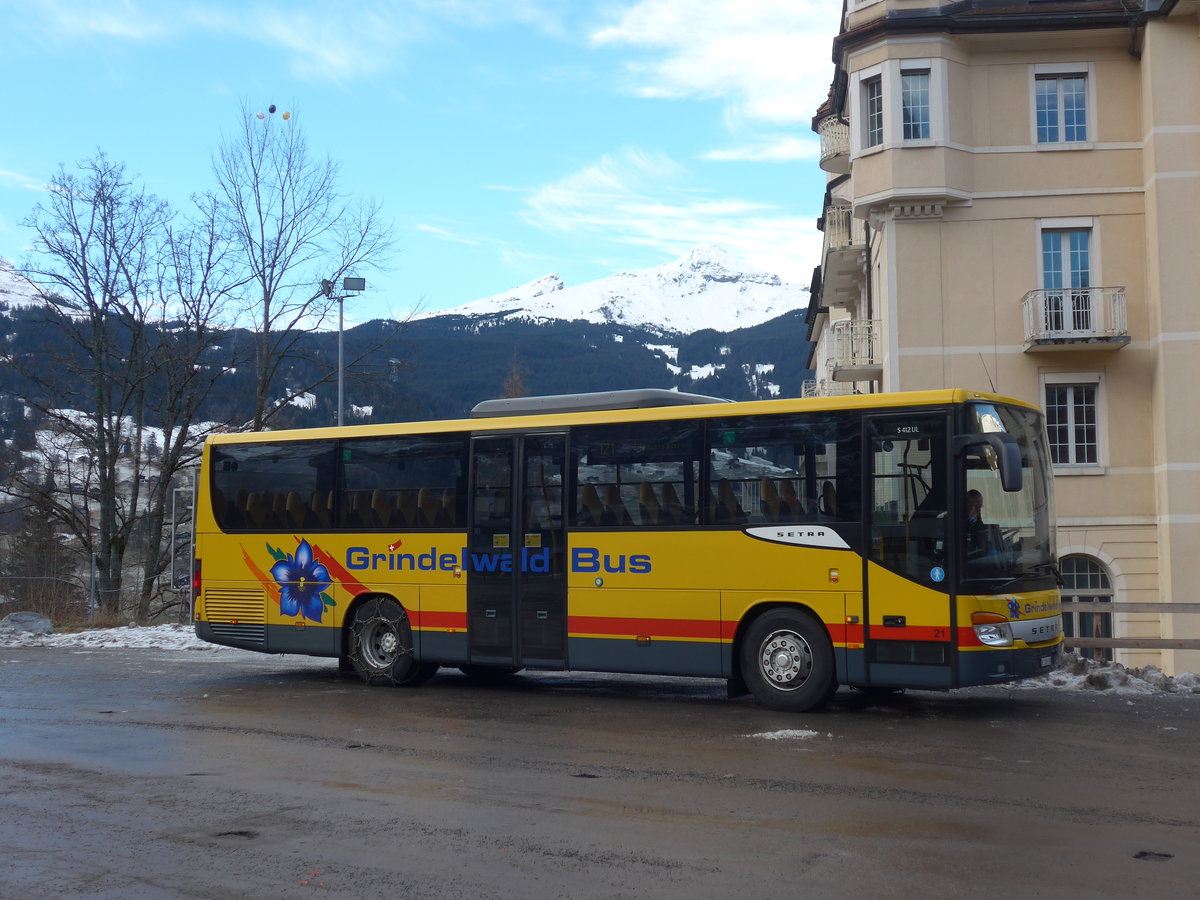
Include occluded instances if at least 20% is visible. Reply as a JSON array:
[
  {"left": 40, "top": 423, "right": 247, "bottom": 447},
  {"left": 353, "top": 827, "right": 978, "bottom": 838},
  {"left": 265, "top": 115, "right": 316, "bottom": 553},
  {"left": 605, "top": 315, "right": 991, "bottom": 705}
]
[
  {"left": 864, "top": 413, "right": 955, "bottom": 689},
  {"left": 467, "top": 434, "right": 567, "bottom": 668}
]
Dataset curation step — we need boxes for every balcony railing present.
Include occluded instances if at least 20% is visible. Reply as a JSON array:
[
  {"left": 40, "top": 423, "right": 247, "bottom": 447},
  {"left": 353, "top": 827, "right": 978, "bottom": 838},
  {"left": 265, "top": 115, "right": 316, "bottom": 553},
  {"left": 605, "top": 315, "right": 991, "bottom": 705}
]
[
  {"left": 829, "top": 318, "right": 882, "bottom": 382},
  {"left": 816, "top": 114, "right": 850, "bottom": 175},
  {"left": 822, "top": 205, "right": 858, "bottom": 253},
  {"left": 1021, "top": 287, "right": 1130, "bottom": 351},
  {"left": 801, "top": 379, "right": 859, "bottom": 398}
]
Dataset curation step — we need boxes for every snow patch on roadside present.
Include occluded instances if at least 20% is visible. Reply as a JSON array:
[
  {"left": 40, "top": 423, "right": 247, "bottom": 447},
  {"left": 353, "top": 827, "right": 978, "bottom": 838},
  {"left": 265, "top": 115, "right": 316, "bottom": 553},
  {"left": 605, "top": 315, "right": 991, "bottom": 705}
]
[{"left": 745, "top": 729, "right": 824, "bottom": 740}]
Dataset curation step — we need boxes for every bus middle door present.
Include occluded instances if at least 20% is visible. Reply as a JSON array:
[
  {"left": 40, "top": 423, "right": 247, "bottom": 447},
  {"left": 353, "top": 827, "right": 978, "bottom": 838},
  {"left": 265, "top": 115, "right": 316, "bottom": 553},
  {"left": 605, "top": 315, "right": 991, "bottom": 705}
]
[{"left": 467, "top": 434, "right": 567, "bottom": 668}]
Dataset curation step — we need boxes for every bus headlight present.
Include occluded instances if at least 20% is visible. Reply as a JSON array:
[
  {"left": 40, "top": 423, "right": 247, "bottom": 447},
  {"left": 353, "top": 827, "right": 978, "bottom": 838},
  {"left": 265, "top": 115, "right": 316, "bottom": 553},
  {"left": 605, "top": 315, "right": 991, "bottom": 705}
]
[{"left": 972, "top": 611, "right": 1013, "bottom": 647}]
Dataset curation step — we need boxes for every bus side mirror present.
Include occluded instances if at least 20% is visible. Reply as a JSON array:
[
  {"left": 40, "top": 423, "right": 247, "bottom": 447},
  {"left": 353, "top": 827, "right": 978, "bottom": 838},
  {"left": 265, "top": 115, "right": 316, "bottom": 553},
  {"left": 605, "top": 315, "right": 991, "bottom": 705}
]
[{"left": 955, "top": 433, "right": 1023, "bottom": 492}]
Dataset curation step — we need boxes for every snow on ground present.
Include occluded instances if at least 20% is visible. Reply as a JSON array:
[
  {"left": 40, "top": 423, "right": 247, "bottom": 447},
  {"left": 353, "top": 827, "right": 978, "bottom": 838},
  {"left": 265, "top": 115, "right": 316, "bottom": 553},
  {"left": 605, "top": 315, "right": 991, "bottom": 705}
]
[
  {"left": 1, "top": 623, "right": 1198, "bottom": 696},
  {"left": 0, "top": 622, "right": 239, "bottom": 652}
]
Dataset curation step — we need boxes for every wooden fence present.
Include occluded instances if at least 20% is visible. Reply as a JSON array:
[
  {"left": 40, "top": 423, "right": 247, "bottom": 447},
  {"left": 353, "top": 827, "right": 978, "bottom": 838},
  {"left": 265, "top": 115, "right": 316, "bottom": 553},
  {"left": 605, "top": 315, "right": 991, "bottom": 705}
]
[{"left": 1060, "top": 601, "right": 1200, "bottom": 651}]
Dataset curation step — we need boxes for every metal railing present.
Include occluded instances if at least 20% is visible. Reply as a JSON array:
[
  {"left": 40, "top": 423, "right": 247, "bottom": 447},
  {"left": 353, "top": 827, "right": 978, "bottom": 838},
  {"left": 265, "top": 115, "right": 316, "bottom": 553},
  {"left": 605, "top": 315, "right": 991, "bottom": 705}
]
[
  {"left": 816, "top": 114, "right": 850, "bottom": 174},
  {"left": 1021, "top": 286, "right": 1128, "bottom": 344},
  {"left": 829, "top": 318, "right": 881, "bottom": 371},
  {"left": 801, "top": 379, "right": 859, "bottom": 398},
  {"left": 822, "top": 205, "right": 862, "bottom": 254}
]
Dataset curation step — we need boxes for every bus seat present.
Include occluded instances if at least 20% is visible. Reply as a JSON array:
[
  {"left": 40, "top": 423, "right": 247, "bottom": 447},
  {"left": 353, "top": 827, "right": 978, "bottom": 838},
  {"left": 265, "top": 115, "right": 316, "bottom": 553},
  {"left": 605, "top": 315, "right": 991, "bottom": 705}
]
[
  {"left": 659, "top": 482, "right": 688, "bottom": 524},
  {"left": 579, "top": 484, "right": 605, "bottom": 525},
  {"left": 371, "top": 489, "right": 393, "bottom": 528},
  {"left": 604, "top": 484, "right": 632, "bottom": 525},
  {"left": 820, "top": 481, "right": 837, "bottom": 517},
  {"left": 286, "top": 491, "right": 309, "bottom": 529},
  {"left": 779, "top": 479, "right": 804, "bottom": 518},
  {"left": 351, "top": 491, "right": 372, "bottom": 528},
  {"left": 717, "top": 479, "right": 745, "bottom": 523},
  {"left": 441, "top": 488, "right": 458, "bottom": 527},
  {"left": 418, "top": 488, "right": 443, "bottom": 527},
  {"left": 760, "top": 478, "right": 781, "bottom": 521},
  {"left": 245, "top": 492, "right": 268, "bottom": 528},
  {"left": 639, "top": 482, "right": 662, "bottom": 525},
  {"left": 396, "top": 490, "right": 419, "bottom": 527},
  {"left": 309, "top": 491, "right": 332, "bottom": 529}
]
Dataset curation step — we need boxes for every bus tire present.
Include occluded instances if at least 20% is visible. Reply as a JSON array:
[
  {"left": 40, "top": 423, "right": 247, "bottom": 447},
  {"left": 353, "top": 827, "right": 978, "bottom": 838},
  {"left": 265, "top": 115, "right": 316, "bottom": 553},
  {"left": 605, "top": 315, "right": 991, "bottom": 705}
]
[
  {"left": 348, "top": 596, "right": 424, "bottom": 687},
  {"left": 739, "top": 609, "right": 836, "bottom": 712}
]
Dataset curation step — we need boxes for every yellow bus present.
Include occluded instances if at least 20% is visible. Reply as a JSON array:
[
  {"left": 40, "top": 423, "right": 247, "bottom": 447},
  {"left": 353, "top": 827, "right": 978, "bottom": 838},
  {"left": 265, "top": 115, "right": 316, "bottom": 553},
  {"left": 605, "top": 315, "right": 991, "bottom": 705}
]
[{"left": 192, "top": 388, "right": 1062, "bottom": 711}]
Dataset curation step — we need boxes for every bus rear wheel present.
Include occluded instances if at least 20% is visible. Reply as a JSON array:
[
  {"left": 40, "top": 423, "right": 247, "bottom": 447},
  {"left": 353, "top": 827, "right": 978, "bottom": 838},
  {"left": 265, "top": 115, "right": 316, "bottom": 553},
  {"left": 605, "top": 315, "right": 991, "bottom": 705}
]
[
  {"left": 348, "top": 597, "right": 433, "bottom": 686},
  {"left": 740, "top": 609, "right": 836, "bottom": 712}
]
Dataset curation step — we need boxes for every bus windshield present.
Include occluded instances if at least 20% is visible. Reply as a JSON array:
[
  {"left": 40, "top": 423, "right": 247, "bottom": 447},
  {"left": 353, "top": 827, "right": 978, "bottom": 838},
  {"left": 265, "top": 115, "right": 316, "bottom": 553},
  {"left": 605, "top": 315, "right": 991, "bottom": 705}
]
[{"left": 961, "top": 402, "right": 1056, "bottom": 586}]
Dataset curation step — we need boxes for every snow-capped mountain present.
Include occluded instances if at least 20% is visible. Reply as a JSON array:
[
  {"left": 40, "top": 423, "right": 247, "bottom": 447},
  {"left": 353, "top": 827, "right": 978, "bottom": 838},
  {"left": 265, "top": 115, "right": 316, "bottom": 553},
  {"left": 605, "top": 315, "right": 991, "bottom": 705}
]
[
  {"left": 0, "top": 257, "right": 40, "bottom": 309},
  {"left": 424, "top": 245, "right": 807, "bottom": 334}
]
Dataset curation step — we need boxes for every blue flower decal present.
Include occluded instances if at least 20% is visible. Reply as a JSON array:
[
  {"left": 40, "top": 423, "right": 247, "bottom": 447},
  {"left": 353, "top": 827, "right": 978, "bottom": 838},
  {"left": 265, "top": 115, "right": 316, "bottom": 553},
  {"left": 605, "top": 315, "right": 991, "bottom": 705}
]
[{"left": 270, "top": 539, "right": 332, "bottom": 623}]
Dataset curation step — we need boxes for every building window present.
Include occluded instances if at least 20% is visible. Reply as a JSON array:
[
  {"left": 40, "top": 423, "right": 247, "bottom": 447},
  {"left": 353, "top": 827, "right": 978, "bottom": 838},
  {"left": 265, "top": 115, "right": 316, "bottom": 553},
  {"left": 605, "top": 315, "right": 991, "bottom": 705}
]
[
  {"left": 1044, "top": 382, "right": 1098, "bottom": 465},
  {"left": 901, "top": 71, "right": 930, "bottom": 140},
  {"left": 864, "top": 77, "right": 883, "bottom": 148},
  {"left": 1041, "top": 229, "right": 1092, "bottom": 332},
  {"left": 1036, "top": 74, "right": 1087, "bottom": 143},
  {"left": 1060, "top": 555, "right": 1113, "bottom": 661}
]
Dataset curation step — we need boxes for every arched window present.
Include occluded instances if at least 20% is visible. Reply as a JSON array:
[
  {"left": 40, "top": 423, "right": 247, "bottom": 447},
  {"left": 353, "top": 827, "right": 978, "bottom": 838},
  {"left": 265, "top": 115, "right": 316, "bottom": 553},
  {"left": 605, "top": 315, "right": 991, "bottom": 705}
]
[{"left": 1060, "top": 555, "right": 1113, "bottom": 661}]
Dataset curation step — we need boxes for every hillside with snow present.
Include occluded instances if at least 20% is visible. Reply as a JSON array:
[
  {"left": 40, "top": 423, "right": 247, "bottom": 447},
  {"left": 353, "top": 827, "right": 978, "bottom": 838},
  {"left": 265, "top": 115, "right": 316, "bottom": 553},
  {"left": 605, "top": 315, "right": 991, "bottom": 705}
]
[
  {"left": 423, "top": 246, "right": 807, "bottom": 334},
  {"left": 0, "top": 257, "right": 39, "bottom": 309}
]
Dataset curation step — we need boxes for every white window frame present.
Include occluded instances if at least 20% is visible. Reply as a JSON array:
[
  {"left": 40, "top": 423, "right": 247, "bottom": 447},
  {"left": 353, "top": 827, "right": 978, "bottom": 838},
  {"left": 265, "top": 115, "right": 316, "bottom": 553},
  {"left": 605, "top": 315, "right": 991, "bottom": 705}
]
[
  {"left": 1040, "top": 371, "right": 1106, "bottom": 474},
  {"left": 850, "top": 57, "right": 946, "bottom": 157},
  {"left": 1030, "top": 63, "right": 1095, "bottom": 147}
]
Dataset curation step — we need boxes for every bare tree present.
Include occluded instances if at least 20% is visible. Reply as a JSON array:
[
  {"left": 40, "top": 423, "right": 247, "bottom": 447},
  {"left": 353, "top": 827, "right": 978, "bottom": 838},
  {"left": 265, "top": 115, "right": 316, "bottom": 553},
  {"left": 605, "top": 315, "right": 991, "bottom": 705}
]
[
  {"left": 211, "top": 104, "right": 395, "bottom": 430},
  {"left": 129, "top": 192, "right": 243, "bottom": 619},
  {"left": 11, "top": 156, "right": 240, "bottom": 620},
  {"left": 15, "top": 153, "right": 168, "bottom": 616}
]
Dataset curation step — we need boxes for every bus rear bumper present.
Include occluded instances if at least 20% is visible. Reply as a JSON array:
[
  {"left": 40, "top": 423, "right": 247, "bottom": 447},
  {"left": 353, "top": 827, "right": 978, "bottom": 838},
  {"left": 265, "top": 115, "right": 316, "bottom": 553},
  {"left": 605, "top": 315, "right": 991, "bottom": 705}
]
[{"left": 958, "top": 641, "right": 1063, "bottom": 685}]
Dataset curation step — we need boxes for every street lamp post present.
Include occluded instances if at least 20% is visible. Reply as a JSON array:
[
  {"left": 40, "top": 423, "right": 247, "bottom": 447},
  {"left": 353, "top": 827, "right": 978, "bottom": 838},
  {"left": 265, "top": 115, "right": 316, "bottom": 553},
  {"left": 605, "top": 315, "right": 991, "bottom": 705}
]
[{"left": 323, "top": 277, "right": 366, "bottom": 427}]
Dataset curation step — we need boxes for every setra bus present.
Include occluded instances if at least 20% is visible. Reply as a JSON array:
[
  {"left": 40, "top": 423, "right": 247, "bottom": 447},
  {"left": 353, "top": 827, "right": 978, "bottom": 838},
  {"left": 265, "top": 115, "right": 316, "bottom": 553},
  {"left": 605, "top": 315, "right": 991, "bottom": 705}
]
[{"left": 192, "top": 388, "right": 1062, "bottom": 711}]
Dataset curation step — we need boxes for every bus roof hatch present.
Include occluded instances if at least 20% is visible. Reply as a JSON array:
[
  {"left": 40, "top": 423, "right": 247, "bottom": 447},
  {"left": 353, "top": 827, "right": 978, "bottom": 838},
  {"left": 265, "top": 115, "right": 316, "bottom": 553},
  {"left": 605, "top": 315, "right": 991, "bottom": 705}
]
[{"left": 470, "top": 388, "right": 732, "bottom": 418}]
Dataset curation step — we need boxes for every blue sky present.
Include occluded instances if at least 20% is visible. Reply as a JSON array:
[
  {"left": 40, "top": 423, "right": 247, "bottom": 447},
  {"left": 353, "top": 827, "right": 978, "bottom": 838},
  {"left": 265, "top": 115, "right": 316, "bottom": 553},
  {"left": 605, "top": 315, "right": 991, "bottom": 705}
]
[{"left": 0, "top": 0, "right": 841, "bottom": 320}]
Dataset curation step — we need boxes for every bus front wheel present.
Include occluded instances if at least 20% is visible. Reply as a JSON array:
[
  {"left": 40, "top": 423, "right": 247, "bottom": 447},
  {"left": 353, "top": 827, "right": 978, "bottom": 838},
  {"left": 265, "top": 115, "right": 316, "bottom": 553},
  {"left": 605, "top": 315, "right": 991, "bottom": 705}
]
[
  {"left": 348, "top": 597, "right": 434, "bottom": 687},
  {"left": 740, "top": 609, "right": 836, "bottom": 712}
]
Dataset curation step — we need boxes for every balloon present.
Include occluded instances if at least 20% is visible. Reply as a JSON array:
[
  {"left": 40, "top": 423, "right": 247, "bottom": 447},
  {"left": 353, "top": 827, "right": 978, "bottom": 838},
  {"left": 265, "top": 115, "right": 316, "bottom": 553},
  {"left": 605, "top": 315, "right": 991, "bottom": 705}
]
[
  {"left": 269, "top": 104, "right": 277, "bottom": 114},
  {"left": 282, "top": 111, "right": 291, "bottom": 120},
  {"left": 255, "top": 111, "right": 266, "bottom": 119}
]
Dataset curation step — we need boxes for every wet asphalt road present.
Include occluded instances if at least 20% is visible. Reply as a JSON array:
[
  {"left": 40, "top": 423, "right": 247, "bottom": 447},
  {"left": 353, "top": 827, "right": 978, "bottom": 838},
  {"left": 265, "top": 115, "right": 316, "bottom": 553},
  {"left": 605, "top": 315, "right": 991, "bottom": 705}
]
[{"left": 1, "top": 647, "right": 1198, "bottom": 899}]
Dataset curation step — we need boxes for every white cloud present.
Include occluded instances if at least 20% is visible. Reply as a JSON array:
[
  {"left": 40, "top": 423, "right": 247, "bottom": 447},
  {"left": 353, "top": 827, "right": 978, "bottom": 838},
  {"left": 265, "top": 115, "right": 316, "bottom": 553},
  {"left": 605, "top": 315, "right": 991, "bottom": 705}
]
[
  {"left": 0, "top": 170, "right": 46, "bottom": 193},
  {"left": 591, "top": 0, "right": 841, "bottom": 126},
  {"left": 702, "top": 136, "right": 820, "bottom": 163},
  {"left": 523, "top": 147, "right": 820, "bottom": 283}
]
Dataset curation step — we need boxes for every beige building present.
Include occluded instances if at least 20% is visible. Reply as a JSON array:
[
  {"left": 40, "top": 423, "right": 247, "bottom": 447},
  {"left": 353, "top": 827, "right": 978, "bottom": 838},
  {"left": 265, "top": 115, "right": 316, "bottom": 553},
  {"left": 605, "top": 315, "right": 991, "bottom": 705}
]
[{"left": 807, "top": 0, "right": 1200, "bottom": 673}]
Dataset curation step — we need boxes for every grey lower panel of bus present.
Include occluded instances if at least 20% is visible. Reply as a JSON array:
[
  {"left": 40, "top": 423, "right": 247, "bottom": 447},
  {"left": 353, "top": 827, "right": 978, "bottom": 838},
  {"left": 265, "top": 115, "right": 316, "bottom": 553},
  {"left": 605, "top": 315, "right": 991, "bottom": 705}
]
[
  {"left": 958, "top": 642, "right": 1062, "bottom": 685},
  {"left": 195, "top": 621, "right": 340, "bottom": 657},
  {"left": 567, "top": 637, "right": 724, "bottom": 678},
  {"left": 418, "top": 631, "right": 469, "bottom": 666}
]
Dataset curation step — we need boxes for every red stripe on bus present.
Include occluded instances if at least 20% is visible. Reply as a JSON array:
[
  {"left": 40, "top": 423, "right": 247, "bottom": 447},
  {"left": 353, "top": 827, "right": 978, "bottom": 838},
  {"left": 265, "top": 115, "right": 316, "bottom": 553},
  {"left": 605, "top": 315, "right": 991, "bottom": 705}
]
[
  {"left": 868, "top": 625, "right": 953, "bottom": 642},
  {"left": 413, "top": 610, "right": 468, "bottom": 630},
  {"left": 569, "top": 616, "right": 723, "bottom": 640},
  {"left": 310, "top": 543, "right": 371, "bottom": 597}
]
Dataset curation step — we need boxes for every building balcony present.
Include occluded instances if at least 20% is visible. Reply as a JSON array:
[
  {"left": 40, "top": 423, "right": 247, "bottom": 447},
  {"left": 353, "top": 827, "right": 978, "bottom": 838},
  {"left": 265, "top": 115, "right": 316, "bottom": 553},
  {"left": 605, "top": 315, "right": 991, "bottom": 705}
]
[
  {"left": 816, "top": 114, "right": 850, "bottom": 175},
  {"left": 1021, "top": 287, "right": 1130, "bottom": 352},
  {"left": 801, "top": 378, "right": 859, "bottom": 398},
  {"left": 820, "top": 205, "right": 867, "bottom": 309},
  {"left": 829, "top": 318, "right": 882, "bottom": 382}
]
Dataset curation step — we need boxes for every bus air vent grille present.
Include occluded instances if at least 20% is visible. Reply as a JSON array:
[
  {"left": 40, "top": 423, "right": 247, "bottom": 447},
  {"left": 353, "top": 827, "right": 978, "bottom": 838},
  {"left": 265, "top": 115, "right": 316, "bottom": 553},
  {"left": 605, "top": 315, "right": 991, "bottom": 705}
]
[
  {"left": 209, "top": 622, "right": 267, "bottom": 645},
  {"left": 205, "top": 589, "right": 267, "bottom": 624}
]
